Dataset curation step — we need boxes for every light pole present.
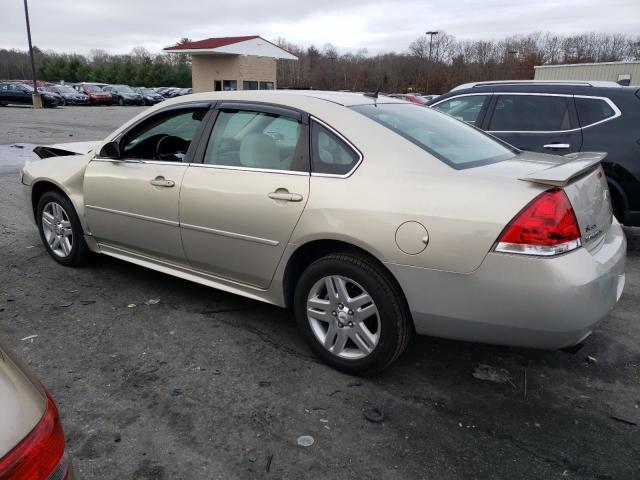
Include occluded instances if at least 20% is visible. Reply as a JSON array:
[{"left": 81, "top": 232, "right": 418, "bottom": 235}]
[
  {"left": 23, "top": 0, "right": 42, "bottom": 108},
  {"left": 425, "top": 30, "right": 438, "bottom": 94}
]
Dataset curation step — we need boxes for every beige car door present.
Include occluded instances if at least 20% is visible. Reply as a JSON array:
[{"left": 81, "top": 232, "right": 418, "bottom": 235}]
[
  {"left": 180, "top": 105, "right": 310, "bottom": 288},
  {"left": 84, "top": 106, "right": 210, "bottom": 264}
]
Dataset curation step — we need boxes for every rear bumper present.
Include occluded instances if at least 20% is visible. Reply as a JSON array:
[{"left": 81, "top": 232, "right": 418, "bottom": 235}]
[{"left": 387, "top": 221, "right": 627, "bottom": 349}]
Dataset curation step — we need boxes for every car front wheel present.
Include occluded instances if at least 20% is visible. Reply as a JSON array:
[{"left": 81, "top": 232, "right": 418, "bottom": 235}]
[
  {"left": 36, "top": 191, "right": 90, "bottom": 266},
  {"left": 118, "top": 97, "right": 124, "bottom": 106},
  {"left": 294, "top": 252, "right": 412, "bottom": 375}
]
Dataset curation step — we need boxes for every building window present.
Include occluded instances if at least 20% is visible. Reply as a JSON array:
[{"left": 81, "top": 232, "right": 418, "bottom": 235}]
[
  {"left": 259, "top": 82, "right": 275, "bottom": 90},
  {"left": 243, "top": 81, "right": 259, "bottom": 90},
  {"left": 222, "top": 80, "right": 237, "bottom": 91}
]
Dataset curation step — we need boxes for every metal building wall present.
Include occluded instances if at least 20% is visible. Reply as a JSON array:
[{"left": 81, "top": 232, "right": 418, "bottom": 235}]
[{"left": 534, "top": 62, "right": 640, "bottom": 86}]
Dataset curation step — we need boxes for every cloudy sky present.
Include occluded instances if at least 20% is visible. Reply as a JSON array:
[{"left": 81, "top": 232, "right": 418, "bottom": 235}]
[{"left": 2, "top": 0, "right": 639, "bottom": 55}]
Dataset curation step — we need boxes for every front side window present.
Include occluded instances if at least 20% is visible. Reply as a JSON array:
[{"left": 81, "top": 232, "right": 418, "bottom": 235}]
[
  {"left": 351, "top": 103, "right": 515, "bottom": 169},
  {"left": 310, "top": 122, "right": 360, "bottom": 175},
  {"left": 120, "top": 108, "right": 208, "bottom": 161},
  {"left": 203, "top": 109, "right": 305, "bottom": 171},
  {"left": 432, "top": 95, "right": 488, "bottom": 125},
  {"left": 574, "top": 97, "right": 617, "bottom": 127},
  {"left": 489, "top": 95, "right": 571, "bottom": 131}
]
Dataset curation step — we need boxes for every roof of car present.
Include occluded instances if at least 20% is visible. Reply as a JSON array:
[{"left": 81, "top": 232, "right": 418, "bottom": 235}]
[
  {"left": 256, "top": 90, "right": 407, "bottom": 106},
  {"left": 431, "top": 81, "right": 638, "bottom": 103}
]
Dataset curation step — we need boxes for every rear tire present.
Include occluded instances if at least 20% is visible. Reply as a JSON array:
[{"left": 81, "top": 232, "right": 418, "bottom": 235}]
[
  {"left": 294, "top": 252, "right": 412, "bottom": 375},
  {"left": 118, "top": 97, "right": 124, "bottom": 106},
  {"left": 36, "top": 191, "right": 91, "bottom": 267}
]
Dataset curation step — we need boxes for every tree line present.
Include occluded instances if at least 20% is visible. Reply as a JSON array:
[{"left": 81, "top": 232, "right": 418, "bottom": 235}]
[
  {"left": 276, "top": 32, "right": 640, "bottom": 93},
  {"left": 0, "top": 32, "right": 638, "bottom": 92},
  {"left": 0, "top": 45, "right": 192, "bottom": 87}
]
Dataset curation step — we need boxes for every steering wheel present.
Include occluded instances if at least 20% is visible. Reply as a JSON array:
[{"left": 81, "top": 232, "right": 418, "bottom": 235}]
[{"left": 155, "top": 135, "right": 189, "bottom": 161}]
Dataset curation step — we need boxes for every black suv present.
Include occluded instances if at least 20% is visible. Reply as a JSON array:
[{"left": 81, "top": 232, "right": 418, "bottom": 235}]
[{"left": 428, "top": 81, "right": 640, "bottom": 226}]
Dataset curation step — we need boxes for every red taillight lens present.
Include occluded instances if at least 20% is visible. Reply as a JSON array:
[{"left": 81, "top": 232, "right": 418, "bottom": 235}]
[
  {"left": 495, "top": 188, "right": 581, "bottom": 256},
  {"left": 0, "top": 391, "right": 68, "bottom": 480}
]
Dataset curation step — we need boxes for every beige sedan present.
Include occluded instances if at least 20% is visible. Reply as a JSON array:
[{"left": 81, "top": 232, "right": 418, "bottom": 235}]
[
  {"left": 0, "top": 340, "right": 75, "bottom": 479},
  {"left": 21, "top": 91, "right": 626, "bottom": 374}
]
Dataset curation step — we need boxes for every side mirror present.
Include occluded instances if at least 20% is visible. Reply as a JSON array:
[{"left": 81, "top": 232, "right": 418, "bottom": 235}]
[{"left": 98, "top": 141, "right": 121, "bottom": 159}]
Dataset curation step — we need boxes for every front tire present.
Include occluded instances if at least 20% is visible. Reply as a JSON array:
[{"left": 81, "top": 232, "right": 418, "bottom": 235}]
[
  {"left": 36, "top": 191, "right": 91, "bottom": 266},
  {"left": 118, "top": 97, "right": 124, "bottom": 106},
  {"left": 294, "top": 253, "right": 412, "bottom": 375}
]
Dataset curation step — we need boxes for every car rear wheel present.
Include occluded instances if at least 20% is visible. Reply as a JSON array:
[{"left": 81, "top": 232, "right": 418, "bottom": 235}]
[
  {"left": 118, "top": 97, "right": 124, "bottom": 106},
  {"left": 294, "top": 252, "right": 412, "bottom": 375},
  {"left": 36, "top": 191, "right": 90, "bottom": 266}
]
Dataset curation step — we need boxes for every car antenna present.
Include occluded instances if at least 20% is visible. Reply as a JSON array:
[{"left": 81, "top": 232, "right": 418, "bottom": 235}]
[{"left": 363, "top": 85, "right": 381, "bottom": 99}]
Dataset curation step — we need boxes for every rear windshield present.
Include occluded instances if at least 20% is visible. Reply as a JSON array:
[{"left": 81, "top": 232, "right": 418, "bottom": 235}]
[{"left": 351, "top": 103, "right": 516, "bottom": 169}]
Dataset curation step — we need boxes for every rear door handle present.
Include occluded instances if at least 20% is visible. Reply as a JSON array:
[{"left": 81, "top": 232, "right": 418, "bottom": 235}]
[
  {"left": 150, "top": 176, "right": 175, "bottom": 187},
  {"left": 268, "top": 190, "right": 303, "bottom": 202},
  {"left": 543, "top": 143, "right": 570, "bottom": 149}
]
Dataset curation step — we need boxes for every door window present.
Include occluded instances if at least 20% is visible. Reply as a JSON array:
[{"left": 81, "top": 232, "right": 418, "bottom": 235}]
[
  {"left": 310, "top": 121, "right": 360, "bottom": 175},
  {"left": 203, "top": 109, "right": 305, "bottom": 171},
  {"left": 119, "top": 108, "right": 208, "bottom": 161},
  {"left": 489, "top": 95, "right": 571, "bottom": 131},
  {"left": 432, "top": 95, "right": 488, "bottom": 125},
  {"left": 574, "top": 97, "right": 617, "bottom": 127}
]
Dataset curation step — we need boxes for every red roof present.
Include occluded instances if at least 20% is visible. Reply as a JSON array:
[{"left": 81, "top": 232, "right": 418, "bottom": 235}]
[{"left": 164, "top": 36, "right": 260, "bottom": 51}]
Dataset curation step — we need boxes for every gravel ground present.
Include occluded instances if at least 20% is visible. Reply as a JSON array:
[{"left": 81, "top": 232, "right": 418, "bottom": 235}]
[{"left": 1, "top": 105, "right": 639, "bottom": 480}]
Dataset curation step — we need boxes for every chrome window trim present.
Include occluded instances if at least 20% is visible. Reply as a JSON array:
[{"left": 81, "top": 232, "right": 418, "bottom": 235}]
[
  {"left": 185, "top": 163, "right": 308, "bottom": 176},
  {"left": 309, "top": 116, "right": 363, "bottom": 178},
  {"left": 91, "top": 158, "right": 188, "bottom": 166},
  {"left": 180, "top": 223, "right": 279, "bottom": 246},
  {"left": 482, "top": 92, "right": 621, "bottom": 134}
]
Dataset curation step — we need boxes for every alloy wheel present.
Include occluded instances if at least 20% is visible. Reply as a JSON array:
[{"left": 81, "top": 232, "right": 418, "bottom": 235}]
[
  {"left": 41, "top": 202, "right": 73, "bottom": 258},
  {"left": 306, "top": 275, "right": 381, "bottom": 360}
]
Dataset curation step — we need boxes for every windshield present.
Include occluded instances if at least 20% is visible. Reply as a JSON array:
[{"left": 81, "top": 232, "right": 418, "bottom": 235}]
[
  {"left": 351, "top": 103, "right": 516, "bottom": 169},
  {"left": 114, "top": 85, "right": 135, "bottom": 94},
  {"left": 84, "top": 85, "right": 103, "bottom": 92}
]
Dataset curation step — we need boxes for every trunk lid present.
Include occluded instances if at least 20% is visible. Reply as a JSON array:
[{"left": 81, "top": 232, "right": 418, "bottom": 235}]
[{"left": 471, "top": 151, "right": 613, "bottom": 252}]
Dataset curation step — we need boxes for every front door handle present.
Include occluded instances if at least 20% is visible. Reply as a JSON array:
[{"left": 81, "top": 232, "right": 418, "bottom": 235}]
[
  {"left": 268, "top": 190, "right": 303, "bottom": 202},
  {"left": 543, "top": 143, "right": 570, "bottom": 149},
  {"left": 150, "top": 176, "right": 175, "bottom": 188}
]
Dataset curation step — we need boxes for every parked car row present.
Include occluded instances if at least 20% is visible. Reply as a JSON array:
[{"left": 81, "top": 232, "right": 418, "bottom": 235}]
[{"left": 0, "top": 81, "right": 193, "bottom": 108}]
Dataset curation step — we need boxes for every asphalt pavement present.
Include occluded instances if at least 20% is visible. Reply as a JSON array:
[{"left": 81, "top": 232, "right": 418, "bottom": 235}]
[{"left": 1, "top": 105, "right": 639, "bottom": 480}]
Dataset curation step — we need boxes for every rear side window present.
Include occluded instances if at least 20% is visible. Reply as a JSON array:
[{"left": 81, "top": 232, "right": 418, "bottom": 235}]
[
  {"left": 489, "top": 95, "right": 571, "bottom": 131},
  {"left": 311, "top": 121, "right": 360, "bottom": 175},
  {"left": 575, "top": 97, "right": 617, "bottom": 127},
  {"left": 204, "top": 109, "right": 306, "bottom": 172},
  {"left": 432, "top": 95, "right": 488, "bottom": 126},
  {"left": 351, "top": 103, "right": 515, "bottom": 169}
]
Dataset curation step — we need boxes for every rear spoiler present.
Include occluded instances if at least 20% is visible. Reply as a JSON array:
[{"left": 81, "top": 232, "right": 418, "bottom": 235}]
[
  {"left": 519, "top": 152, "right": 606, "bottom": 187},
  {"left": 33, "top": 141, "right": 99, "bottom": 159}
]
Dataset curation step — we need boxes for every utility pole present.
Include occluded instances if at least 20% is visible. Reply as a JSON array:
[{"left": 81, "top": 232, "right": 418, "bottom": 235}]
[
  {"left": 23, "top": 0, "right": 42, "bottom": 108},
  {"left": 425, "top": 31, "right": 439, "bottom": 94}
]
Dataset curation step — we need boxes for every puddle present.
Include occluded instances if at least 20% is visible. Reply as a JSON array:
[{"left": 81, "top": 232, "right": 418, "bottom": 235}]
[{"left": 0, "top": 144, "right": 40, "bottom": 174}]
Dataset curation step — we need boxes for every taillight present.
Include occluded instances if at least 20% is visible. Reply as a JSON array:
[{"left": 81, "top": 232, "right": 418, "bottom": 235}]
[
  {"left": 0, "top": 391, "right": 69, "bottom": 480},
  {"left": 495, "top": 188, "right": 581, "bottom": 256}
]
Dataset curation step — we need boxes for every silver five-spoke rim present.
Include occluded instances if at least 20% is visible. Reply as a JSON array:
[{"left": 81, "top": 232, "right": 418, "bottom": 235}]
[
  {"left": 41, "top": 202, "right": 73, "bottom": 258},
  {"left": 307, "top": 275, "right": 381, "bottom": 360}
]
